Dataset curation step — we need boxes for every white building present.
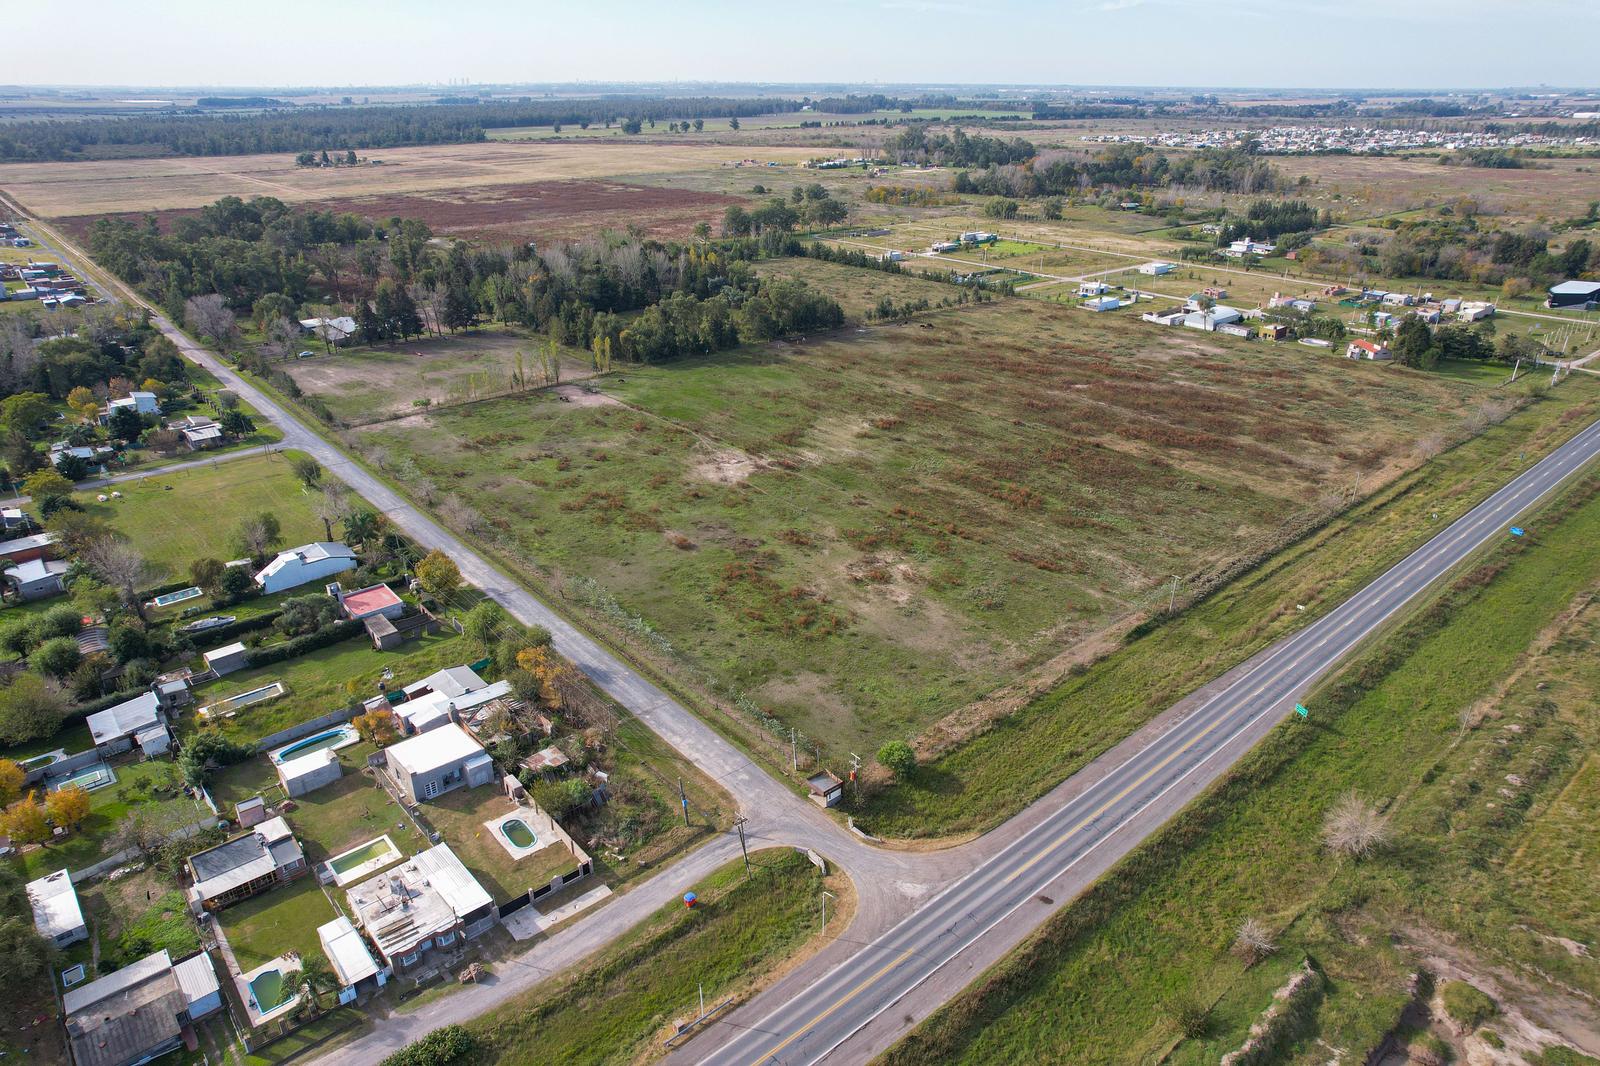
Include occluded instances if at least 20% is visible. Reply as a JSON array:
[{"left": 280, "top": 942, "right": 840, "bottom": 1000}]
[
  {"left": 298, "top": 317, "right": 359, "bottom": 345},
  {"left": 27, "top": 869, "right": 87, "bottom": 947},
  {"left": 1182, "top": 306, "right": 1245, "bottom": 331},
  {"left": 86, "top": 691, "right": 165, "bottom": 756},
  {"left": 254, "top": 542, "right": 357, "bottom": 594},
  {"left": 1224, "top": 237, "right": 1275, "bottom": 257},
  {"left": 318, "top": 917, "right": 386, "bottom": 1003},
  {"left": 381, "top": 723, "right": 496, "bottom": 804},
  {"left": 1138, "top": 261, "right": 1176, "bottom": 276}
]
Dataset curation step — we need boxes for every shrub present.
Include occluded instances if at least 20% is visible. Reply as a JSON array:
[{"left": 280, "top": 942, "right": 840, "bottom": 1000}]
[
  {"left": 39, "top": 605, "right": 84, "bottom": 639},
  {"left": 1538, "top": 1048, "right": 1600, "bottom": 1066},
  {"left": 1321, "top": 791, "right": 1391, "bottom": 859},
  {"left": 1166, "top": 992, "right": 1211, "bottom": 1038},
  {"left": 276, "top": 594, "right": 338, "bottom": 637},
  {"left": 218, "top": 565, "right": 254, "bottom": 601},
  {"left": 876, "top": 740, "right": 917, "bottom": 780},
  {"left": 530, "top": 777, "right": 593, "bottom": 819},
  {"left": 33, "top": 636, "right": 82, "bottom": 679},
  {"left": 381, "top": 1025, "right": 479, "bottom": 1066},
  {"left": 1231, "top": 917, "right": 1277, "bottom": 965},
  {"left": 178, "top": 732, "right": 255, "bottom": 787},
  {"left": 1439, "top": 981, "right": 1496, "bottom": 1030},
  {"left": 1410, "top": 1032, "right": 1453, "bottom": 1066}
]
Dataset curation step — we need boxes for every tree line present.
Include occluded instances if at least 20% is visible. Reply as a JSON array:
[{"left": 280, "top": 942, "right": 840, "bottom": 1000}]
[{"left": 951, "top": 145, "right": 1283, "bottom": 199}]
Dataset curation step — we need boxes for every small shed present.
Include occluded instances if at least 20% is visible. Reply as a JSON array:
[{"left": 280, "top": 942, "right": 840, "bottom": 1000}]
[
  {"left": 277, "top": 749, "right": 343, "bottom": 798},
  {"left": 153, "top": 676, "right": 193, "bottom": 709},
  {"left": 235, "top": 796, "right": 267, "bottom": 828},
  {"left": 203, "top": 642, "right": 250, "bottom": 676},
  {"left": 171, "top": 952, "right": 223, "bottom": 1020},
  {"left": 520, "top": 746, "right": 570, "bottom": 779},
  {"left": 806, "top": 770, "right": 845, "bottom": 809}
]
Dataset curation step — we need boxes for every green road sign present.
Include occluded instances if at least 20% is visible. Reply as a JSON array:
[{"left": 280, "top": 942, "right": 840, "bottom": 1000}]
[{"left": 1294, "top": 703, "right": 1309, "bottom": 719}]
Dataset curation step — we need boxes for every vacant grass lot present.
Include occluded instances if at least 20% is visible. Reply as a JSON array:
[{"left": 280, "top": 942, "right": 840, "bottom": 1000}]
[
  {"left": 190, "top": 629, "right": 466, "bottom": 745},
  {"left": 468, "top": 850, "right": 833, "bottom": 1066},
  {"left": 85, "top": 452, "right": 329, "bottom": 576},
  {"left": 347, "top": 278, "right": 1515, "bottom": 753},
  {"left": 284, "top": 330, "right": 595, "bottom": 426},
  {"left": 883, "top": 470, "right": 1600, "bottom": 1066}
]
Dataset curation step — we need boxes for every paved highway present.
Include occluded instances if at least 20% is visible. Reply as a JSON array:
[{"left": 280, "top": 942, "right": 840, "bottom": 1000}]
[
  {"left": 696, "top": 412, "right": 1600, "bottom": 1065},
  {"left": 15, "top": 192, "right": 1600, "bottom": 1066}
]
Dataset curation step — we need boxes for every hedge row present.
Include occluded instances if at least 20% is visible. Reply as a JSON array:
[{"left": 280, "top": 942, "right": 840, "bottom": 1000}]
[{"left": 243, "top": 618, "right": 362, "bottom": 668}]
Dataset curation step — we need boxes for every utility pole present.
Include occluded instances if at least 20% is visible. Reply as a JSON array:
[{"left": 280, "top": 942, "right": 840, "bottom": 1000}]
[
  {"left": 849, "top": 752, "right": 861, "bottom": 796},
  {"left": 820, "top": 890, "right": 835, "bottom": 934},
  {"left": 790, "top": 726, "right": 798, "bottom": 773},
  {"left": 1168, "top": 575, "right": 1180, "bottom": 614},
  {"left": 733, "top": 814, "right": 750, "bottom": 877},
  {"left": 678, "top": 778, "right": 689, "bottom": 827}
]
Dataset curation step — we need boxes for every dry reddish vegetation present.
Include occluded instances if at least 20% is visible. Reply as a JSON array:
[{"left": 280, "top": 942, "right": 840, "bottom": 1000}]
[{"left": 57, "top": 179, "right": 744, "bottom": 243}]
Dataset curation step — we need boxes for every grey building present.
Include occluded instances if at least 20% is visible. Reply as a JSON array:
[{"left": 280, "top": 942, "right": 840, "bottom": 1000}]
[{"left": 381, "top": 723, "right": 495, "bottom": 804}]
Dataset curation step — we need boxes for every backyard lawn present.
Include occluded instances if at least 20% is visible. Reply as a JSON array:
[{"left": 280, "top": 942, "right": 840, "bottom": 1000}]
[
  {"left": 190, "top": 628, "right": 467, "bottom": 745},
  {"left": 84, "top": 452, "right": 332, "bottom": 577},
  {"left": 218, "top": 875, "right": 338, "bottom": 971},
  {"left": 423, "top": 785, "right": 580, "bottom": 902},
  {"left": 209, "top": 743, "right": 428, "bottom": 865},
  {"left": 16, "top": 756, "right": 208, "bottom": 879}
]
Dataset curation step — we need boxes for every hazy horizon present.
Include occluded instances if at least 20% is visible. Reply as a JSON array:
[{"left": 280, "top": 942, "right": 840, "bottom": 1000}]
[{"left": 9, "top": 0, "right": 1595, "bottom": 93}]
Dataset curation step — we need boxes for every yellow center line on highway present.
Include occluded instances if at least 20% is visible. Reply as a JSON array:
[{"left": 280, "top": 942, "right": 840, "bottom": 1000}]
[{"left": 757, "top": 948, "right": 918, "bottom": 1064}]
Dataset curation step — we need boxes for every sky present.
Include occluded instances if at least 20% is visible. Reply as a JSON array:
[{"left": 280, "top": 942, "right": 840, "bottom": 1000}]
[{"left": 6, "top": 0, "right": 1596, "bottom": 92}]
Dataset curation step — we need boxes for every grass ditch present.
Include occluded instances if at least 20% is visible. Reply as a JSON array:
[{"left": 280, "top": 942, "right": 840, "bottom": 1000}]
[{"left": 878, "top": 467, "right": 1600, "bottom": 1064}]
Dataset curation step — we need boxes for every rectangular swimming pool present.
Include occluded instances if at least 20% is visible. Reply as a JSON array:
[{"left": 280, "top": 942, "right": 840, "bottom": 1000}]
[{"left": 51, "top": 762, "right": 115, "bottom": 792}]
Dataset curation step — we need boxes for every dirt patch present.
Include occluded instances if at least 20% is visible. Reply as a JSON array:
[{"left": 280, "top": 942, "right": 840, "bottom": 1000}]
[
  {"left": 552, "top": 383, "right": 622, "bottom": 407},
  {"left": 693, "top": 447, "right": 769, "bottom": 485},
  {"left": 56, "top": 179, "right": 742, "bottom": 244}
]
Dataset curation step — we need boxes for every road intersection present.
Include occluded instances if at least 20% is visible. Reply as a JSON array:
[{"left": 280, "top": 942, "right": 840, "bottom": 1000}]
[{"left": 18, "top": 204, "right": 1600, "bottom": 1065}]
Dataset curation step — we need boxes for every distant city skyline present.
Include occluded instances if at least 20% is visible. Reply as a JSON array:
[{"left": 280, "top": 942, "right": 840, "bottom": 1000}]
[{"left": 7, "top": 0, "right": 1595, "bottom": 92}]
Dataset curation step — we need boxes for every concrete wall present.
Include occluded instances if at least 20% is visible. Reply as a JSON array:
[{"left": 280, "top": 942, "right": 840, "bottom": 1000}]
[
  {"left": 253, "top": 706, "right": 359, "bottom": 753},
  {"left": 23, "top": 747, "right": 104, "bottom": 788}
]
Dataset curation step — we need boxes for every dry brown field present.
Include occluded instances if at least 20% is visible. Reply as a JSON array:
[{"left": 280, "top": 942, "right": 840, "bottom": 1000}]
[
  {"left": 1273, "top": 153, "right": 1600, "bottom": 220},
  {"left": 0, "top": 140, "right": 819, "bottom": 218}
]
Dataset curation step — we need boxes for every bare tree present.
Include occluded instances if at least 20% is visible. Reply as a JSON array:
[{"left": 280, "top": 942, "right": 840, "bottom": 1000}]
[
  {"left": 311, "top": 483, "right": 349, "bottom": 541},
  {"left": 232, "top": 512, "right": 282, "bottom": 564},
  {"left": 1322, "top": 791, "right": 1391, "bottom": 860},
  {"left": 183, "top": 294, "right": 237, "bottom": 345},
  {"left": 1231, "top": 918, "right": 1277, "bottom": 965},
  {"left": 79, "top": 535, "right": 155, "bottom": 622},
  {"left": 260, "top": 316, "right": 300, "bottom": 362},
  {"left": 79, "top": 303, "right": 124, "bottom": 346}
]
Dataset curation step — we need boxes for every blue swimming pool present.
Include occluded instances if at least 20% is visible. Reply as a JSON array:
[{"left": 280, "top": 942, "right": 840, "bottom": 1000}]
[{"left": 271, "top": 725, "right": 358, "bottom": 764}]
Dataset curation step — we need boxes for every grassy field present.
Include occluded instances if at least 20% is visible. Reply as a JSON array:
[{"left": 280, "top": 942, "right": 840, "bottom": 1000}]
[
  {"left": 85, "top": 451, "right": 330, "bottom": 576},
  {"left": 191, "top": 628, "right": 468, "bottom": 745},
  {"left": 342, "top": 275, "right": 1525, "bottom": 755},
  {"left": 883, "top": 466, "right": 1600, "bottom": 1066},
  {"left": 283, "top": 329, "right": 595, "bottom": 425},
  {"left": 853, "top": 375, "right": 1598, "bottom": 838},
  {"left": 421, "top": 786, "right": 577, "bottom": 902},
  {"left": 467, "top": 850, "right": 838, "bottom": 1066}
]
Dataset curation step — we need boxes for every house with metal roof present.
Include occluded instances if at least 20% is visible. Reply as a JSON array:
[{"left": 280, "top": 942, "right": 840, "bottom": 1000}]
[
  {"left": 318, "top": 916, "right": 387, "bottom": 1003},
  {"left": 62, "top": 949, "right": 220, "bottom": 1066},
  {"left": 85, "top": 692, "right": 165, "bottom": 756},
  {"left": 27, "top": 868, "right": 87, "bottom": 947},
  {"left": 1548, "top": 280, "right": 1600, "bottom": 310},
  {"left": 185, "top": 816, "right": 307, "bottom": 912},
  {"left": 345, "top": 844, "right": 496, "bottom": 975},
  {"left": 7, "top": 557, "right": 69, "bottom": 601},
  {"left": 254, "top": 542, "right": 357, "bottom": 594}
]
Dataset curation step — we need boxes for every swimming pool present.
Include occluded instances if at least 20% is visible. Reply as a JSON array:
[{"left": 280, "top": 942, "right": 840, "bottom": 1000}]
[
  {"left": 271, "top": 724, "right": 358, "bottom": 764},
  {"left": 325, "top": 834, "right": 401, "bottom": 886},
  {"left": 503, "top": 818, "right": 536, "bottom": 849},
  {"left": 199, "top": 681, "right": 287, "bottom": 720},
  {"left": 151, "top": 586, "right": 203, "bottom": 608},
  {"left": 248, "top": 966, "right": 289, "bottom": 1011},
  {"left": 51, "top": 762, "right": 115, "bottom": 792},
  {"left": 485, "top": 813, "right": 546, "bottom": 860}
]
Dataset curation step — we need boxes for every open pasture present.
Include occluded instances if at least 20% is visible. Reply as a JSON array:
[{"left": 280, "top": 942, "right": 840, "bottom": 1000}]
[
  {"left": 342, "top": 270, "right": 1507, "bottom": 750},
  {"left": 1273, "top": 152, "right": 1600, "bottom": 222},
  {"left": 0, "top": 140, "right": 819, "bottom": 219}
]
